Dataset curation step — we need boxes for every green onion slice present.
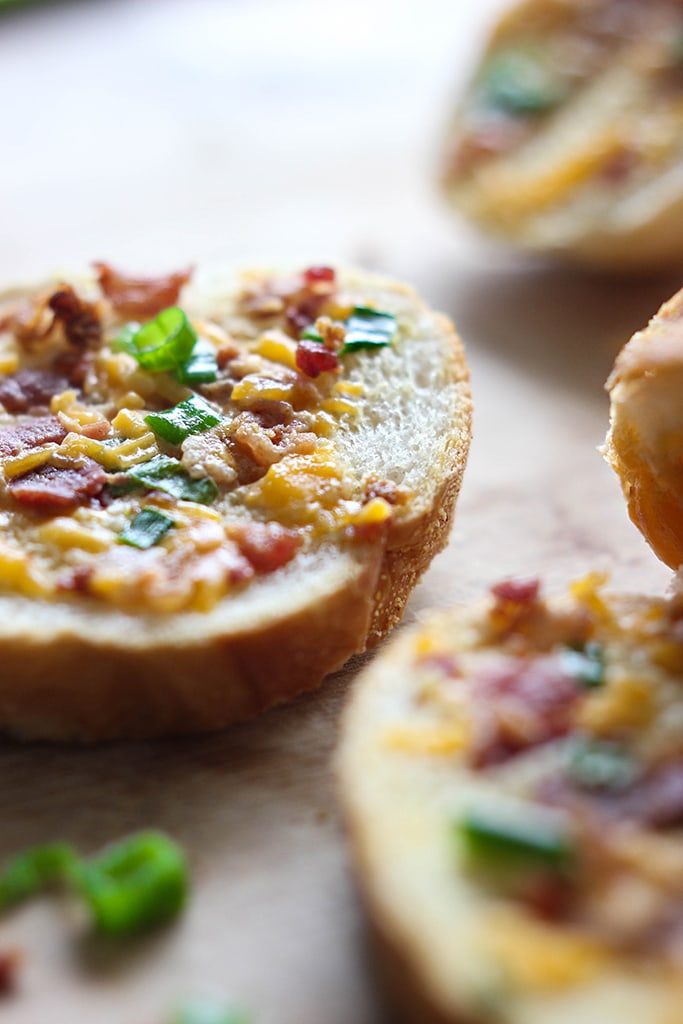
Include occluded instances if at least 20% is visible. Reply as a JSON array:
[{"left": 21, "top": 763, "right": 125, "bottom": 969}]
[
  {"left": 176, "top": 337, "right": 218, "bottom": 386},
  {"left": 145, "top": 394, "right": 222, "bottom": 446},
  {"left": 112, "top": 308, "right": 197, "bottom": 373},
  {"left": 340, "top": 306, "right": 397, "bottom": 354},
  {"left": 126, "top": 454, "right": 218, "bottom": 505},
  {"left": 119, "top": 508, "right": 175, "bottom": 549},
  {"left": 0, "top": 842, "right": 79, "bottom": 910},
  {"left": 73, "top": 830, "right": 188, "bottom": 937},
  {"left": 561, "top": 641, "right": 605, "bottom": 689},
  {"left": 478, "top": 50, "right": 567, "bottom": 116},
  {"left": 459, "top": 805, "right": 574, "bottom": 872},
  {"left": 566, "top": 736, "right": 640, "bottom": 793},
  {"left": 172, "top": 997, "right": 251, "bottom": 1024}
]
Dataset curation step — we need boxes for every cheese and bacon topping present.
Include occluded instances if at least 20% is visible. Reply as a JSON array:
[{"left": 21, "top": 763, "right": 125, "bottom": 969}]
[
  {"left": 385, "top": 576, "right": 683, "bottom": 987},
  {"left": 0, "top": 264, "right": 402, "bottom": 613}
]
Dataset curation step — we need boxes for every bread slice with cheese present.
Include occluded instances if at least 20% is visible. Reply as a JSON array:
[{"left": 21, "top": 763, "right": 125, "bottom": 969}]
[
  {"left": 338, "top": 574, "right": 683, "bottom": 1024},
  {"left": 442, "top": 0, "right": 683, "bottom": 270},
  {"left": 0, "top": 263, "right": 471, "bottom": 741}
]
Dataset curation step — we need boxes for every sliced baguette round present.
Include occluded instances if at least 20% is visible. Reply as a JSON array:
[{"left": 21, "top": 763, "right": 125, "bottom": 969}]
[
  {"left": 442, "top": 0, "right": 683, "bottom": 270},
  {"left": 605, "top": 286, "right": 683, "bottom": 569},
  {"left": 338, "top": 576, "right": 683, "bottom": 1024},
  {"left": 0, "top": 264, "right": 470, "bottom": 741}
]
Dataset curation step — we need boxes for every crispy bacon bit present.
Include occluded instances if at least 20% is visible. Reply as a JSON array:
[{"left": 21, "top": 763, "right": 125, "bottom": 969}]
[
  {"left": 471, "top": 655, "right": 580, "bottom": 768},
  {"left": 8, "top": 458, "right": 107, "bottom": 513},
  {"left": 52, "top": 348, "right": 94, "bottom": 388},
  {"left": 303, "top": 266, "right": 336, "bottom": 286},
  {"left": 94, "top": 262, "right": 192, "bottom": 318},
  {"left": 229, "top": 521, "right": 301, "bottom": 574},
  {"left": 48, "top": 285, "right": 102, "bottom": 349},
  {"left": 364, "top": 477, "right": 410, "bottom": 506},
  {"left": 0, "top": 416, "right": 67, "bottom": 457},
  {"left": 0, "top": 369, "right": 68, "bottom": 414},
  {"left": 57, "top": 564, "right": 94, "bottom": 595},
  {"left": 295, "top": 339, "right": 340, "bottom": 378},
  {"left": 0, "top": 949, "right": 20, "bottom": 996},
  {"left": 491, "top": 578, "right": 541, "bottom": 605}
]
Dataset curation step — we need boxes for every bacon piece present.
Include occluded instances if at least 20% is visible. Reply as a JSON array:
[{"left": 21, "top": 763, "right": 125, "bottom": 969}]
[
  {"left": 295, "top": 339, "right": 340, "bottom": 378},
  {"left": 0, "top": 416, "right": 67, "bottom": 457},
  {"left": 471, "top": 655, "right": 580, "bottom": 768},
  {"left": 229, "top": 521, "right": 301, "bottom": 574},
  {"left": 94, "top": 262, "right": 192, "bottom": 318},
  {"left": 491, "top": 577, "right": 541, "bottom": 605},
  {"left": 52, "top": 347, "right": 94, "bottom": 388},
  {"left": 0, "top": 369, "right": 68, "bottom": 413},
  {"left": 8, "top": 458, "right": 106, "bottom": 513},
  {"left": 303, "top": 266, "right": 335, "bottom": 286},
  {"left": 48, "top": 285, "right": 102, "bottom": 349}
]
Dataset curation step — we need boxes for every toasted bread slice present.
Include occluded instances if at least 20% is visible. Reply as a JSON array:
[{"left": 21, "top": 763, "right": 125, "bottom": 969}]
[
  {"left": 339, "top": 575, "right": 683, "bottom": 1024},
  {"left": 0, "top": 264, "right": 471, "bottom": 741},
  {"left": 442, "top": 0, "right": 683, "bottom": 270},
  {"left": 605, "top": 286, "right": 683, "bottom": 569}
]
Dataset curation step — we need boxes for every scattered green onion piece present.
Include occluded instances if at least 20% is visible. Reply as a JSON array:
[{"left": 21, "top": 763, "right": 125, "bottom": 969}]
[
  {"left": 566, "top": 736, "right": 640, "bottom": 793},
  {"left": 459, "top": 806, "right": 574, "bottom": 872},
  {"left": 172, "top": 997, "right": 251, "bottom": 1024},
  {"left": 145, "top": 394, "right": 222, "bottom": 446},
  {"left": 561, "top": 641, "right": 605, "bottom": 689},
  {"left": 0, "top": 843, "right": 79, "bottom": 910},
  {"left": 176, "top": 337, "right": 219, "bottom": 386},
  {"left": 73, "top": 830, "right": 188, "bottom": 937},
  {"left": 113, "top": 308, "right": 197, "bottom": 373},
  {"left": 340, "top": 306, "right": 397, "bottom": 354},
  {"left": 126, "top": 454, "right": 218, "bottom": 505},
  {"left": 118, "top": 508, "right": 175, "bottom": 550},
  {"left": 478, "top": 50, "right": 566, "bottom": 116}
]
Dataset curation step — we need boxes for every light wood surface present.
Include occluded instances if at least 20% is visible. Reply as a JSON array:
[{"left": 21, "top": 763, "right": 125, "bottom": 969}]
[{"left": 0, "top": 1, "right": 679, "bottom": 1021}]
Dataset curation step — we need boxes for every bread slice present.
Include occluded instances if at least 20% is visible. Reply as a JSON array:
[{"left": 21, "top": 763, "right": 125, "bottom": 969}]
[
  {"left": 605, "top": 286, "right": 683, "bottom": 569},
  {"left": 442, "top": 0, "right": 683, "bottom": 270},
  {"left": 338, "top": 575, "right": 683, "bottom": 1024},
  {"left": 0, "top": 263, "right": 470, "bottom": 741}
]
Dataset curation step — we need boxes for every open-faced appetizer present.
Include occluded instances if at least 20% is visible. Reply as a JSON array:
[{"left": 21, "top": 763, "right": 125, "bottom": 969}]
[
  {"left": 442, "top": 0, "right": 683, "bottom": 269},
  {"left": 339, "top": 575, "right": 683, "bottom": 1023},
  {"left": 0, "top": 263, "right": 471, "bottom": 740}
]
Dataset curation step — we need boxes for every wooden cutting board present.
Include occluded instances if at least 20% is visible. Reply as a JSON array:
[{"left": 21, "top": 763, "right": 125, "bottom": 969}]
[{"left": 0, "top": 1, "right": 678, "bottom": 1021}]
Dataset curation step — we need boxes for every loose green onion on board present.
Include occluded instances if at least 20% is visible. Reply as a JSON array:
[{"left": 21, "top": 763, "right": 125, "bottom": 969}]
[
  {"left": 145, "top": 394, "right": 223, "bottom": 446},
  {"left": 0, "top": 831, "right": 188, "bottom": 937},
  {"left": 125, "top": 454, "right": 219, "bottom": 505},
  {"left": 74, "top": 831, "right": 188, "bottom": 937},
  {"left": 118, "top": 508, "right": 175, "bottom": 550},
  {"left": 172, "top": 996, "right": 251, "bottom": 1024}
]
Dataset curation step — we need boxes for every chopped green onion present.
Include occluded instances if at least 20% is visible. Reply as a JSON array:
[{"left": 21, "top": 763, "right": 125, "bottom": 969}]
[
  {"left": 113, "top": 308, "right": 197, "bottom": 373},
  {"left": 172, "top": 997, "right": 251, "bottom": 1024},
  {"left": 478, "top": 50, "right": 566, "bottom": 116},
  {"left": 566, "top": 736, "right": 640, "bottom": 793},
  {"left": 118, "top": 508, "right": 175, "bottom": 550},
  {"left": 74, "top": 830, "right": 188, "bottom": 937},
  {"left": 561, "top": 642, "right": 605, "bottom": 689},
  {"left": 340, "top": 306, "right": 397, "bottom": 354},
  {"left": 126, "top": 454, "right": 218, "bottom": 505},
  {"left": 0, "top": 843, "right": 79, "bottom": 910},
  {"left": 301, "top": 325, "right": 324, "bottom": 344},
  {"left": 176, "top": 337, "right": 218, "bottom": 386},
  {"left": 459, "top": 805, "right": 574, "bottom": 872},
  {"left": 145, "top": 394, "right": 222, "bottom": 446}
]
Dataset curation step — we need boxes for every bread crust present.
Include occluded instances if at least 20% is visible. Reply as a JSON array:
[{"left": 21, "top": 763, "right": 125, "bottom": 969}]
[
  {"left": 0, "top": 266, "right": 471, "bottom": 741},
  {"left": 605, "top": 286, "right": 683, "bottom": 568}
]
